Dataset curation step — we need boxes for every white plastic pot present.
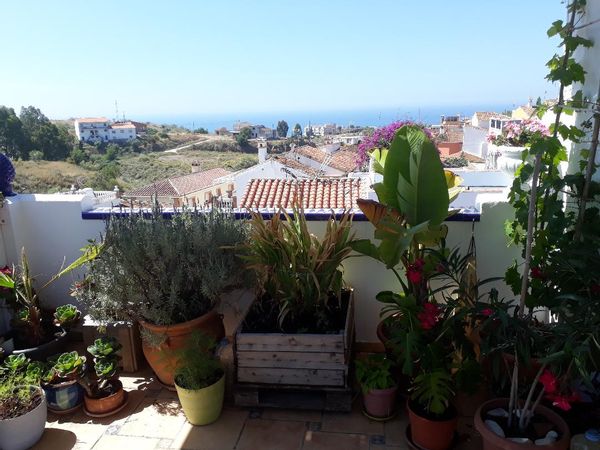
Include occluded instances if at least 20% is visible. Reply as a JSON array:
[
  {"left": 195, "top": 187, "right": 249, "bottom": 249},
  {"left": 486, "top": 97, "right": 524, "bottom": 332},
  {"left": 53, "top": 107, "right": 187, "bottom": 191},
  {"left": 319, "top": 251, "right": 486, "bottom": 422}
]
[{"left": 0, "top": 387, "right": 47, "bottom": 450}]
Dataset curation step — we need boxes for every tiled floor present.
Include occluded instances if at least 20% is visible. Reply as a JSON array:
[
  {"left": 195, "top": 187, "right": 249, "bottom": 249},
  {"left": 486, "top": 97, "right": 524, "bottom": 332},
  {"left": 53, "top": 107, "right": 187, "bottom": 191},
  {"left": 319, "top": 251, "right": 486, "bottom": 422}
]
[{"left": 32, "top": 368, "right": 482, "bottom": 450}]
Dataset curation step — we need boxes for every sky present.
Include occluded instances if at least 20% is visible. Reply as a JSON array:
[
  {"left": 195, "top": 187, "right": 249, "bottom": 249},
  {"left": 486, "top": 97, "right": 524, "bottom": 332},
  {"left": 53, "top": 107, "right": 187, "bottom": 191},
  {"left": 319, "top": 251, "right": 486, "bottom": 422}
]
[{"left": 1, "top": 0, "right": 567, "bottom": 120}]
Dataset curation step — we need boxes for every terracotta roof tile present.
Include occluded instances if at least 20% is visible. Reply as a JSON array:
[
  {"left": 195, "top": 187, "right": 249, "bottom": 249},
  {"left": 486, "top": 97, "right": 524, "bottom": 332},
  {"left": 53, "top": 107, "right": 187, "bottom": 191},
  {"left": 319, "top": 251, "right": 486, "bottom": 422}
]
[
  {"left": 124, "top": 168, "right": 231, "bottom": 198},
  {"left": 294, "top": 145, "right": 358, "bottom": 172},
  {"left": 240, "top": 178, "right": 361, "bottom": 210},
  {"left": 76, "top": 117, "right": 109, "bottom": 123}
]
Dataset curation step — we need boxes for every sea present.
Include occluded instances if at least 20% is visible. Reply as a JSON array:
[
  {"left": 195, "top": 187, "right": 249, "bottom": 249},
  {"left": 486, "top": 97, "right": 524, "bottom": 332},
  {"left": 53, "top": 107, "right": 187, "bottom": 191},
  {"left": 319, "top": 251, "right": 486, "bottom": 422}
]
[{"left": 135, "top": 104, "right": 513, "bottom": 132}]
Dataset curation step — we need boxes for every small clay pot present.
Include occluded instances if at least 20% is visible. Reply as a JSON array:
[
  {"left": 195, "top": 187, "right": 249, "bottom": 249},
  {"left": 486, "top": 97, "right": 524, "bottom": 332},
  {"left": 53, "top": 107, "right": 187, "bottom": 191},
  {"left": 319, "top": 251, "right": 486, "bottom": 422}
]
[
  {"left": 363, "top": 386, "right": 397, "bottom": 419},
  {"left": 83, "top": 380, "right": 126, "bottom": 416},
  {"left": 474, "top": 398, "right": 571, "bottom": 450},
  {"left": 407, "top": 400, "right": 457, "bottom": 450}
]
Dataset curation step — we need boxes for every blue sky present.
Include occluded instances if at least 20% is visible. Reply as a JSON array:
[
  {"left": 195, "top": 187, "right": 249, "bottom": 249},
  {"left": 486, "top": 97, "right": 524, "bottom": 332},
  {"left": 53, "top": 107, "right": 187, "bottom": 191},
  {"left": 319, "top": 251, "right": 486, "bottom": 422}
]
[{"left": 2, "top": 1, "right": 566, "bottom": 119}]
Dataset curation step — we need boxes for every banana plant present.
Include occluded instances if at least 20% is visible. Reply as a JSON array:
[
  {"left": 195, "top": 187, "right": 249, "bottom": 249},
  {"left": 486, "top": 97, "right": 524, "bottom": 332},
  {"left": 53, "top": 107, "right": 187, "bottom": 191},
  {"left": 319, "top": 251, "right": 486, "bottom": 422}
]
[{"left": 352, "top": 125, "right": 462, "bottom": 273}]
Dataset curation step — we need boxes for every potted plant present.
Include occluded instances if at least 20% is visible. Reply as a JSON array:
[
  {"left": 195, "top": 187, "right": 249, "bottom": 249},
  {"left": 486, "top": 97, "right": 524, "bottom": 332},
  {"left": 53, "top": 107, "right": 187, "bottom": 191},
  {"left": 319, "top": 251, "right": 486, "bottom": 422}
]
[
  {"left": 74, "top": 207, "right": 248, "bottom": 386},
  {"left": 0, "top": 248, "right": 82, "bottom": 360},
  {"left": 355, "top": 354, "right": 397, "bottom": 420},
  {"left": 41, "top": 351, "right": 86, "bottom": 413},
  {"left": 81, "top": 336, "right": 127, "bottom": 417},
  {"left": 174, "top": 332, "right": 225, "bottom": 426},
  {"left": 234, "top": 206, "right": 357, "bottom": 410},
  {"left": 0, "top": 355, "right": 47, "bottom": 450},
  {"left": 474, "top": 2, "right": 596, "bottom": 447},
  {"left": 351, "top": 125, "right": 486, "bottom": 449}
]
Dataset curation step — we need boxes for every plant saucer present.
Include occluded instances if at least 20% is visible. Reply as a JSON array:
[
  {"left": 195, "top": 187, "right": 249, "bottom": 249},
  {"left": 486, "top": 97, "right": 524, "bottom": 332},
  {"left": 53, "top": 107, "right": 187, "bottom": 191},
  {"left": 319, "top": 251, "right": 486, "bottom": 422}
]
[
  {"left": 83, "top": 391, "right": 129, "bottom": 418},
  {"left": 48, "top": 402, "right": 83, "bottom": 416},
  {"left": 405, "top": 424, "right": 460, "bottom": 450},
  {"left": 362, "top": 407, "right": 397, "bottom": 422}
]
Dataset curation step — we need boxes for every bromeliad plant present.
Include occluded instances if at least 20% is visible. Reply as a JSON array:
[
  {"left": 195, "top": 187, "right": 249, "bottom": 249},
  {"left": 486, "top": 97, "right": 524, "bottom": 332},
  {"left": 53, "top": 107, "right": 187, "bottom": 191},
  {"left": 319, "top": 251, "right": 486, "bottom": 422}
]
[{"left": 242, "top": 206, "right": 357, "bottom": 333}]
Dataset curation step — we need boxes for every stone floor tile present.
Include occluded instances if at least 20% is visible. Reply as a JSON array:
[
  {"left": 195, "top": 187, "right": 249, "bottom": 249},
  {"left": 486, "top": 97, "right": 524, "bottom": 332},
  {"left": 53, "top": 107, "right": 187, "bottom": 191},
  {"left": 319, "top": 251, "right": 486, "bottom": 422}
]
[
  {"left": 321, "top": 400, "right": 385, "bottom": 436},
  {"left": 170, "top": 408, "right": 248, "bottom": 450},
  {"left": 117, "top": 398, "right": 187, "bottom": 439},
  {"left": 91, "top": 434, "right": 160, "bottom": 450},
  {"left": 383, "top": 413, "right": 409, "bottom": 446},
  {"left": 261, "top": 407, "right": 322, "bottom": 422},
  {"left": 236, "top": 419, "right": 306, "bottom": 450},
  {"left": 29, "top": 428, "right": 77, "bottom": 450},
  {"left": 303, "top": 431, "right": 370, "bottom": 450}
]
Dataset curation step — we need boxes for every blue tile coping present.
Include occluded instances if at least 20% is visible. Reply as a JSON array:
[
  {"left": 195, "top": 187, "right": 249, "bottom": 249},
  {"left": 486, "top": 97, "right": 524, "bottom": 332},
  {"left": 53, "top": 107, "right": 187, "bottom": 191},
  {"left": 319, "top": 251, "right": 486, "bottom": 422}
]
[{"left": 81, "top": 207, "right": 480, "bottom": 222}]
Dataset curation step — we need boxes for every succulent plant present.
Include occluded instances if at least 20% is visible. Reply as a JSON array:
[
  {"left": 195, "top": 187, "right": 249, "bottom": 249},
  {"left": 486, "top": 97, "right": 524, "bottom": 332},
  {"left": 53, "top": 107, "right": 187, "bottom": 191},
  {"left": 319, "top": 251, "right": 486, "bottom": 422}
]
[
  {"left": 3, "top": 354, "right": 30, "bottom": 372},
  {"left": 50, "top": 351, "right": 86, "bottom": 381},
  {"left": 53, "top": 304, "right": 81, "bottom": 328}
]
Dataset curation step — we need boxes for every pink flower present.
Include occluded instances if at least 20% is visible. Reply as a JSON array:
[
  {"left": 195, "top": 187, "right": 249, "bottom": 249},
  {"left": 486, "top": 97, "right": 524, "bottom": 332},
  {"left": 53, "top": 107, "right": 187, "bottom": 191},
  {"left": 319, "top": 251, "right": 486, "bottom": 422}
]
[
  {"left": 418, "top": 302, "right": 440, "bottom": 330},
  {"left": 481, "top": 308, "right": 493, "bottom": 317},
  {"left": 406, "top": 259, "right": 425, "bottom": 285},
  {"left": 539, "top": 370, "right": 558, "bottom": 394},
  {"left": 0, "top": 266, "right": 11, "bottom": 275}
]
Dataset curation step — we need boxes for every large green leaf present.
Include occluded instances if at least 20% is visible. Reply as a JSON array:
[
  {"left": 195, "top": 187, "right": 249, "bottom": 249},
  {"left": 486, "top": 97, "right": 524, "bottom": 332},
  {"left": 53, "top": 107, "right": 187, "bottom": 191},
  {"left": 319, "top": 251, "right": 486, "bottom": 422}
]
[{"left": 383, "top": 126, "right": 450, "bottom": 226}]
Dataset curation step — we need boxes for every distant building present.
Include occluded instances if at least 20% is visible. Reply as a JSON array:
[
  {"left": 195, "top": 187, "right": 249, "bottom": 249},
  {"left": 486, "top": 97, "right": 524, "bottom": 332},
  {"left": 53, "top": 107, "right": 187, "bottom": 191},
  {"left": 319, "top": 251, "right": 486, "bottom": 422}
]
[
  {"left": 304, "top": 123, "right": 337, "bottom": 137},
  {"left": 232, "top": 122, "right": 277, "bottom": 139},
  {"left": 332, "top": 135, "right": 364, "bottom": 145},
  {"left": 123, "top": 167, "right": 232, "bottom": 207},
  {"left": 74, "top": 118, "right": 138, "bottom": 142}
]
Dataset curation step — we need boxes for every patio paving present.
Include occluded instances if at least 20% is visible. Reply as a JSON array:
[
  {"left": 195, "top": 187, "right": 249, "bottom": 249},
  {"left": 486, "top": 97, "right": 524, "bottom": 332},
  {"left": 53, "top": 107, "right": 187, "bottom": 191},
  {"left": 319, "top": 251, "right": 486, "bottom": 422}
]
[{"left": 32, "top": 368, "right": 482, "bottom": 450}]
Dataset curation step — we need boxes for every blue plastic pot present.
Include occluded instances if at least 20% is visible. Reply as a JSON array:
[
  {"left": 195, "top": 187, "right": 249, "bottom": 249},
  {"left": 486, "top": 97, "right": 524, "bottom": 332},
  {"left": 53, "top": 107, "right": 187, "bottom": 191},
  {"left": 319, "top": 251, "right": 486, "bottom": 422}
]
[{"left": 43, "top": 379, "right": 84, "bottom": 412}]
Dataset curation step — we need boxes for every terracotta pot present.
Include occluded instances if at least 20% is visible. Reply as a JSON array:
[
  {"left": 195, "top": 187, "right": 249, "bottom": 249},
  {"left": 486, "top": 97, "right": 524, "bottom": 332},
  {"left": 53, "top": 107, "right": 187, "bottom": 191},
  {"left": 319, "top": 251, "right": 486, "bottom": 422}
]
[
  {"left": 474, "top": 398, "right": 571, "bottom": 450},
  {"left": 363, "top": 386, "right": 397, "bottom": 419},
  {"left": 140, "top": 309, "right": 225, "bottom": 386},
  {"left": 407, "top": 400, "right": 457, "bottom": 450},
  {"left": 84, "top": 380, "right": 126, "bottom": 416}
]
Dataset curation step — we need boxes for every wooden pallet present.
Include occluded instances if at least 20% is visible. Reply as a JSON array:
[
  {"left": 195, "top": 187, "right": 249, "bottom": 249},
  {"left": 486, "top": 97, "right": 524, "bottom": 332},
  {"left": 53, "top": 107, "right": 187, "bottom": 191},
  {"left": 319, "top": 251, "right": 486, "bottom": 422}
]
[{"left": 234, "top": 382, "right": 354, "bottom": 412}]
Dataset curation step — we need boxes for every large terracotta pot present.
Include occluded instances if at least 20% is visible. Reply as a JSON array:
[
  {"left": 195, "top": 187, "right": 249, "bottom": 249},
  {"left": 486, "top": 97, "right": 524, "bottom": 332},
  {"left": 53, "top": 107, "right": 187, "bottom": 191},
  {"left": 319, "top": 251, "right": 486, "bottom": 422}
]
[
  {"left": 474, "top": 398, "right": 570, "bottom": 450},
  {"left": 83, "top": 380, "right": 126, "bottom": 416},
  {"left": 363, "top": 386, "right": 397, "bottom": 419},
  {"left": 407, "top": 400, "right": 457, "bottom": 450},
  {"left": 140, "top": 309, "right": 225, "bottom": 386}
]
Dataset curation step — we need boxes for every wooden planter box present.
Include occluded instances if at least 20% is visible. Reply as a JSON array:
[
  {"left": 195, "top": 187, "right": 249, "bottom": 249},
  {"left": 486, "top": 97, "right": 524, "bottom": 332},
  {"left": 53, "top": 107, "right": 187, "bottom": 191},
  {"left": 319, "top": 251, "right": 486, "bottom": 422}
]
[{"left": 233, "top": 290, "right": 354, "bottom": 411}]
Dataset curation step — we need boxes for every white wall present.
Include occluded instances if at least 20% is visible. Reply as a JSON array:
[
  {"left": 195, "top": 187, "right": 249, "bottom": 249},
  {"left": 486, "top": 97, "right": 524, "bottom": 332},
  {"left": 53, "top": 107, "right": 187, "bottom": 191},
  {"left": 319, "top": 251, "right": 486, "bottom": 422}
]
[
  {"left": 463, "top": 125, "right": 488, "bottom": 158},
  {"left": 0, "top": 195, "right": 520, "bottom": 343}
]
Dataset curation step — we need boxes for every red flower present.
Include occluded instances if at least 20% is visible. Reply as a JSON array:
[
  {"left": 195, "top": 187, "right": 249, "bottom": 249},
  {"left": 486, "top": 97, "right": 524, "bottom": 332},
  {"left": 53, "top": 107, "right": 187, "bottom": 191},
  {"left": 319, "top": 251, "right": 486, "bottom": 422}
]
[
  {"left": 0, "top": 266, "right": 11, "bottom": 275},
  {"left": 406, "top": 259, "right": 425, "bottom": 285},
  {"left": 531, "top": 267, "right": 545, "bottom": 280},
  {"left": 413, "top": 258, "right": 425, "bottom": 269},
  {"left": 481, "top": 308, "right": 493, "bottom": 317},
  {"left": 418, "top": 302, "right": 440, "bottom": 330},
  {"left": 546, "top": 392, "right": 579, "bottom": 412},
  {"left": 539, "top": 370, "right": 558, "bottom": 394},
  {"left": 435, "top": 263, "right": 446, "bottom": 274}
]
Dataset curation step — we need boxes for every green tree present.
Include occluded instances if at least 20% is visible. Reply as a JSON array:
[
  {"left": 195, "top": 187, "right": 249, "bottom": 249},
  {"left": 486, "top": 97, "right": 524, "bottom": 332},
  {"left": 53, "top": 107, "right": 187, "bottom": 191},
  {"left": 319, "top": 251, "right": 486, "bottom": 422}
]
[
  {"left": 0, "top": 106, "right": 28, "bottom": 159},
  {"left": 535, "top": 96, "right": 542, "bottom": 106},
  {"left": 19, "top": 106, "right": 72, "bottom": 160},
  {"left": 236, "top": 127, "right": 251, "bottom": 146},
  {"left": 193, "top": 127, "right": 208, "bottom": 134},
  {"left": 293, "top": 123, "right": 302, "bottom": 137},
  {"left": 276, "top": 120, "right": 289, "bottom": 138}
]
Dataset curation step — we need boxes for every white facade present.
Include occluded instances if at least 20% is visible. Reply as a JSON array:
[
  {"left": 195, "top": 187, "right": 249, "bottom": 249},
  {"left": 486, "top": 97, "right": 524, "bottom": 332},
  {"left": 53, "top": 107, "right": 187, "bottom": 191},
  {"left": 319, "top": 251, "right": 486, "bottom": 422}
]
[
  {"left": 74, "top": 119, "right": 137, "bottom": 142},
  {"left": 304, "top": 123, "right": 337, "bottom": 136},
  {"left": 462, "top": 125, "right": 489, "bottom": 159},
  {"left": 333, "top": 135, "right": 364, "bottom": 145}
]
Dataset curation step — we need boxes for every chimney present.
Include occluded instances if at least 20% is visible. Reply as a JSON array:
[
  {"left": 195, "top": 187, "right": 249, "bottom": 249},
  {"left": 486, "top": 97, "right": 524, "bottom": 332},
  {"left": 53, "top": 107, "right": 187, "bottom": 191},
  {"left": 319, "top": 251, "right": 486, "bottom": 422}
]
[
  {"left": 191, "top": 161, "right": 201, "bottom": 173},
  {"left": 257, "top": 139, "right": 267, "bottom": 164}
]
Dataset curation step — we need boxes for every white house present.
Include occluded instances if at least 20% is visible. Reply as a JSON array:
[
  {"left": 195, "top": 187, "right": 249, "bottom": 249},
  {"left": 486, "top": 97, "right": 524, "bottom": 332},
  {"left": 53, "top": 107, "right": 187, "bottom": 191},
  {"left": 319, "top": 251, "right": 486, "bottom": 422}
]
[
  {"left": 232, "top": 122, "right": 276, "bottom": 139},
  {"left": 74, "top": 118, "right": 137, "bottom": 142},
  {"left": 304, "top": 123, "right": 337, "bottom": 136}
]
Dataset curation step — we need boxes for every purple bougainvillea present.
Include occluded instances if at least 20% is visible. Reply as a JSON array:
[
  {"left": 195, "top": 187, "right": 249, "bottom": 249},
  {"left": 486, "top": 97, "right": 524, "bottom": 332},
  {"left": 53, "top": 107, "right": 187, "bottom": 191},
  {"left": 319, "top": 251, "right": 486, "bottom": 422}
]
[
  {"left": 0, "top": 153, "right": 16, "bottom": 196},
  {"left": 355, "top": 121, "right": 431, "bottom": 168}
]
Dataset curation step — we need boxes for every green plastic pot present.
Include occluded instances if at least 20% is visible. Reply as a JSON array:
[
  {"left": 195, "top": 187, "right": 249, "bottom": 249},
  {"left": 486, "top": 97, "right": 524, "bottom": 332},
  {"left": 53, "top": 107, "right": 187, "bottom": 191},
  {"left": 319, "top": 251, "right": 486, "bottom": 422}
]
[{"left": 174, "top": 374, "right": 225, "bottom": 426}]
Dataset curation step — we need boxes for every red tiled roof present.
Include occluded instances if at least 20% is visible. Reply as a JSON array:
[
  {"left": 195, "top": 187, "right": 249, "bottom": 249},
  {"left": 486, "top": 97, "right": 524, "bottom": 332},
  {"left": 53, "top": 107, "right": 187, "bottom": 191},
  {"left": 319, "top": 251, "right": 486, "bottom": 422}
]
[
  {"left": 240, "top": 178, "right": 361, "bottom": 210},
  {"left": 474, "top": 112, "right": 510, "bottom": 121},
  {"left": 124, "top": 168, "right": 231, "bottom": 198},
  {"left": 293, "top": 145, "right": 358, "bottom": 172}
]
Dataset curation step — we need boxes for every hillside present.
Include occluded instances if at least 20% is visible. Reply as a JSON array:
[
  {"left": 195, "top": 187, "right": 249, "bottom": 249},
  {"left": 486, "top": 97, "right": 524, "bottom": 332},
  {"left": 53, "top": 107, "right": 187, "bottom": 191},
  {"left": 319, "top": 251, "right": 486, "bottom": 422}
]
[{"left": 12, "top": 149, "right": 258, "bottom": 194}]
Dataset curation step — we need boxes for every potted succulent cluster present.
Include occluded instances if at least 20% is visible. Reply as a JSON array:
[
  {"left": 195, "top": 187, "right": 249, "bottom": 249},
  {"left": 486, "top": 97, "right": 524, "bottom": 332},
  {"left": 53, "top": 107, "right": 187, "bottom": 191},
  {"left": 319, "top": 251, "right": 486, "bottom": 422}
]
[
  {"left": 81, "top": 336, "right": 127, "bottom": 417},
  {"left": 42, "top": 351, "right": 86, "bottom": 413},
  {"left": 173, "top": 332, "right": 225, "bottom": 426},
  {"left": 74, "top": 206, "right": 248, "bottom": 387},
  {"left": 355, "top": 354, "right": 397, "bottom": 420},
  {"left": 0, "top": 248, "right": 82, "bottom": 361},
  {"left": 0, "top": 354, "right": 47, "bottom": 450},
  {"left": 234, "top": 207, "right": 357, "bottom": 396}
]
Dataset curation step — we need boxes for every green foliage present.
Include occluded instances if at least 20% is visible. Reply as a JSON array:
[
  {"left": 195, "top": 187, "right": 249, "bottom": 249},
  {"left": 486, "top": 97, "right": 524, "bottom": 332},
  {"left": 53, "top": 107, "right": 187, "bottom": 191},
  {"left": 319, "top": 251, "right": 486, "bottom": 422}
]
[
  {"left": 241, "top": 207, "right": 356, "bottom": 331},
  {"left": 29, "top": 150, "right": 43, "bottom": 161},
  {"left": 0, "top": 106, "right": 28, "bottom": 160},
  {"left": 442, "top": 156, "right": 468, "bottom": 168},
  {"left": 411, "top": 370, "right": 454, "bottom": 416},
  {"left": 76, "top": 208, "right": 248, "bottom": 326},
  {"left": 3, "top": 353, "right": 30, "bottom": 372},
  {"left": 236, "top": 127, "right": 251, "bottom": 146},
  {"left": 193, "top": 128, "right": 208, "bottom": 134},
  {"left": 355, "top": 354, "right": 395, "bottom": 393},
  {"left": 0, "top": 370, "right": 42, "bottom": 420},
  {"left": 276, "top": 120, "right": 289, "bottom": 138},
  {"left": 174, "top": 332, "right": 222, "bottom": 390},
  {"left": 293, "top": 123, "right": 302, "bottom": 137},
  {"left": 50, "top": 351, "right": 86, "bottom": 381}
]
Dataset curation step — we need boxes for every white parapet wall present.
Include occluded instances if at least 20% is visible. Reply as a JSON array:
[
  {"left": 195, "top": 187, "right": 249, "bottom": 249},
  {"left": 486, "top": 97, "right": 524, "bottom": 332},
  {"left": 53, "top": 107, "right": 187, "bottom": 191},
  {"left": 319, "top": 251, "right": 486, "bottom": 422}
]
[{"left": 0, "top": 194, "right": 521, "bottom": 343}]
